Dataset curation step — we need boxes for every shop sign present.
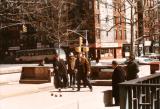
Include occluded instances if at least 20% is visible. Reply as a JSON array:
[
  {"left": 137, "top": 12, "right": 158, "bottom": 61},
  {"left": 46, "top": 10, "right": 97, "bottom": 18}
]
[
  {"left": 144, "top": 41, "right": 151, "bottom": 46},
  {"left": 101, "top": 43, "right": 118, "bottom": 48},
  {"left": 8, "top": 46, "right": 20, "bottom": 50}
]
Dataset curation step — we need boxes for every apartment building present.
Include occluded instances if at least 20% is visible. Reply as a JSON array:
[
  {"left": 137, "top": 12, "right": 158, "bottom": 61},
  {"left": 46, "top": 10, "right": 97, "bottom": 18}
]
[
  {"left": 1, "top": 0, "right": 159, "bottom": 62},
  {"left": 92, "top": 0, "right": 128, "bottom": 59},
  {"left": 142, "top": 0, "right": 160, "bottom": 54}
]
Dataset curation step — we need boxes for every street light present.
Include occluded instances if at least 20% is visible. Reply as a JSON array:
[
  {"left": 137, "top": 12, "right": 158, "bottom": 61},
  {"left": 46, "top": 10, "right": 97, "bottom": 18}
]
[
  {"left": 67, "top": 29, "right": 89, "bottom": 52},
  {"left": 67, "top": 29, "right": 88, "bottom": 46}
]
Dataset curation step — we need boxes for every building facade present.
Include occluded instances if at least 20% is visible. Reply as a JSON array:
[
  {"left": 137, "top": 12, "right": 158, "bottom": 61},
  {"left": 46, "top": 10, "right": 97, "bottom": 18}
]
[
  {"left": 0, "top": 0, "right": 159, "bottom": 63},
  {"left": 90, "top": 0, "right": 128, "bottom": 59},
  {"left": 142, "top": 0, "right": 160, "bottom": 54}
]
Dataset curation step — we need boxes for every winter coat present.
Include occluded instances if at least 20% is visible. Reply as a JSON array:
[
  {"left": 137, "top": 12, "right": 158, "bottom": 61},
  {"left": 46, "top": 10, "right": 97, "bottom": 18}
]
[
  {"left": 75, "top": 57, "right": 90, "bottom": 78},
  {"left": 112, "top": 66, "right": 126, "bottom": 97},
  {"left": 126, "top": 60, "right": 139, "bottom": 80},
  {"left": 67, "top": 56, "right": 76, "bottom": 74}
]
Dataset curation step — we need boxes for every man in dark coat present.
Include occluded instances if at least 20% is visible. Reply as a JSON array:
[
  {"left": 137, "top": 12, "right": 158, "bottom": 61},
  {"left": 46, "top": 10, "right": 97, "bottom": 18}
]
[
  {"left": 126, "top": 55, "right": 139, "bottom": 80},
  {"left": 75, "top": 53, "right": 92, "bottom": 92},
  {"left": 112, "top": 61, "right": 126, "bottom": 106},
  {"left": 53, "top": 55, "right": 68, "bottom": 89}
]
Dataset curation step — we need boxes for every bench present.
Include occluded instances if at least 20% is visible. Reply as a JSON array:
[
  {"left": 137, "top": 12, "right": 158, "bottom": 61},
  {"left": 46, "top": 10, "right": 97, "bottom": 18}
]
[{"left": 19, "top": 66, "right": 51, "bottom": 84}]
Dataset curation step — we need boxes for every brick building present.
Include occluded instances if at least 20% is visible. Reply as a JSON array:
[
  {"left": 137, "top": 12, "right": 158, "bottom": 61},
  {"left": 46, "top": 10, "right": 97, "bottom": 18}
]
[
  {"left": 142, "top": 0, "right": 160, "bottom": 54},
  {"left": 0, "top": 0, "right": 159, "bottom": 62}
]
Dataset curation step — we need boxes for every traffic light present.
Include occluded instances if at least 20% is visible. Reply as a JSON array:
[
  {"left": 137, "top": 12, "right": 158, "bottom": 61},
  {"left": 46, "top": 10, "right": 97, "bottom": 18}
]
[{"left": 79, "top": 37, "right": 83, "bottom": 46}]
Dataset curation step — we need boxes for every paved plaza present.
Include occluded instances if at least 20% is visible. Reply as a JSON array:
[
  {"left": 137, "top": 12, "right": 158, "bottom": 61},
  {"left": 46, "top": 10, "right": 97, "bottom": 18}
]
[
  {"left": 1, "top": 81, "right": 119, "bottom": 109},
  {"left": 0, "top": 64, "right": 151, "bottom": 109}
]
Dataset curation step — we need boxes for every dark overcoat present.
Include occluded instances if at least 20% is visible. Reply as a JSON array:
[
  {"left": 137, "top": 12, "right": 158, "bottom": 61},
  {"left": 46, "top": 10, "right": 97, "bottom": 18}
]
[
  {"left": 112, "top": 66, "right": 126, "bottom": 97},
  {"left": 75, "top": 57, "right": 90, "bottom": 78},
  {"left": 53, "top": 59, "right": 68, "bottom": 88},
  {"left": 126, "top": 60, "right": 139, "bottom": 80}
]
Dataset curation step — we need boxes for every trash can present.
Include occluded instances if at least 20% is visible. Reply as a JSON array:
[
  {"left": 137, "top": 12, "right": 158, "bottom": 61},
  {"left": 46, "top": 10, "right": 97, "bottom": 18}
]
[
  {"left": 103, "top": 90, "right": 113, "bottom": 107},
  {"left": 150, "top": 62, "right": 160, "bottom": 74}
]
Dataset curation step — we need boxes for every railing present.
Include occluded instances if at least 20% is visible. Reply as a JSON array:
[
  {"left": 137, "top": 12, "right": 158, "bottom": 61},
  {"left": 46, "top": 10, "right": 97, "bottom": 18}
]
[{"left": 119, "top": 73, "right": 160, "bottom": 109}]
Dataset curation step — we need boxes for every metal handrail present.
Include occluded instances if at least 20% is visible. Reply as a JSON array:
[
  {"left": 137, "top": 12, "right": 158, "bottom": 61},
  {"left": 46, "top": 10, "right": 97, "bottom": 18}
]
[{"left": 119, "top": 73, "right": 160, "bottom": 109}]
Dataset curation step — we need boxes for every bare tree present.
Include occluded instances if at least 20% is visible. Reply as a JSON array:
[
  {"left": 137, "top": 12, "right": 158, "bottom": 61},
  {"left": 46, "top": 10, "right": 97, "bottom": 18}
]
[
  {"left": 0, "top": 0, "right": 81, "bottom": 50},
  {"left": 98, "top": 0, "right": 159, "bottom": 55}
]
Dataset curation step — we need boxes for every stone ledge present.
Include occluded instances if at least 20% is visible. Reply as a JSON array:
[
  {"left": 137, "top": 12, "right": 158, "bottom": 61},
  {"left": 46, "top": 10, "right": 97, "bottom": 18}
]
[{"left": 91, "top": 80, "right": 112, "bottom": 86}]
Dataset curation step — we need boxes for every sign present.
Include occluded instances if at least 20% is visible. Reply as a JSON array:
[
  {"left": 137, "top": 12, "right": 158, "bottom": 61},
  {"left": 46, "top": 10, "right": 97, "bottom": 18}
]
[
  {"left": 37, "top": 43, "right": 42, "bottom": 48},
  {"left": 8, "top": 46, "right": 20, "bottom": 50},
  {"left": 125, "top": 52, "right": 130, "bottom": 57},
  {"left": 144, "top": 41, "right": 151, "bottom": 46},
  {"left": 101, "top": 42, "right": 119, "bottom": 48}
]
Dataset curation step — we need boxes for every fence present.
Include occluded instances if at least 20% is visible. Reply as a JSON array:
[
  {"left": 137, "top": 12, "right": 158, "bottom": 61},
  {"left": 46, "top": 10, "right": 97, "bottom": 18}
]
[{"left": 119, "top": 73, "right": 160, "bottom": 109}]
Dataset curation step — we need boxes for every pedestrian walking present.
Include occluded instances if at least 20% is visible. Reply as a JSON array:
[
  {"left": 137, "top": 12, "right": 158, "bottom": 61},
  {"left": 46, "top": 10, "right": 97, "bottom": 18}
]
[
  {"left": 112, "top": 61, "right": 126, "bottom": 106},
  {"left": 75, "top": 53, "right": 92, "bottom": 92},
  {"left": 53, "top": 54, "right": 68, "bottom": 89},
  {"left": 67, "top": 52, "right": 76, "bottom": 88},
  {"left": 126, "top": 55, "right": 139, "bottom": 80}
]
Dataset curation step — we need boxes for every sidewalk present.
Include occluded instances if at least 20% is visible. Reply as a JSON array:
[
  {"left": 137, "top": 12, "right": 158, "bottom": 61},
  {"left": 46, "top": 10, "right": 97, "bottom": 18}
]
[
  {"left": 0, "top": 80, "right": 54, "bottom": 99},
  {"left": 0, "top": 84, "right": 119, "bottom": 109},
  {"left": 0, "top": 64, "right": 151, "bottom": 109}
]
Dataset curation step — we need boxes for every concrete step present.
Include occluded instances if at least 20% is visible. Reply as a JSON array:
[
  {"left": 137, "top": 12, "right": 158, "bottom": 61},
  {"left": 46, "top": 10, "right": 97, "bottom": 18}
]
[{"left": 91, "top": 80, "right": 112, "bottom": 86}]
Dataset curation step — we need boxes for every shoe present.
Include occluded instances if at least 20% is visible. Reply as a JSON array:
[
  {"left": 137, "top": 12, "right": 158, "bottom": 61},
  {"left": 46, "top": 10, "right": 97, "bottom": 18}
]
[
  {"left": 76, "top": 89, "right": 80, "bottom": 91},
  {"left": 90, "top": 88, "right": 93, "bottom": 92},
  {"left": 58, "top": 88, "right": 61, "bottom": 92},
  {"left": 114, "top": 103, "right": 120, "bottom": 106},
  {"left": 72, "top": 87, "right": 74, "bottom": 90}
]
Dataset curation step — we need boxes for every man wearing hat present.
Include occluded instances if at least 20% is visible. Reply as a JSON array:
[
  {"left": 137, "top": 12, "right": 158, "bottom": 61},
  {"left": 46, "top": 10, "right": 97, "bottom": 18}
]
[
  {"left": 126, "top": 54, "right": 139, "bottom": 80},
  {"left": 75, "top": 52, "right": 92, "bottom": 92}
]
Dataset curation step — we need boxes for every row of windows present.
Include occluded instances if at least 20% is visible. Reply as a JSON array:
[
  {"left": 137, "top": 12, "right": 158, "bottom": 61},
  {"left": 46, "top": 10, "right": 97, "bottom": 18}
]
[
  {"left": 115, "top": 29, "right": 126, "bottom": 40},
  {"left": 95, "top": 28, "right": 127, "bottom": 40},
  {"left": 143, "top": 0, "right": 156, "bottom": 7},
  {"left": 101, "top": 49, "right": 114, "bottom": 54},
  {"left": 113, "top": 2, "right": 126, "bottom": 12}
]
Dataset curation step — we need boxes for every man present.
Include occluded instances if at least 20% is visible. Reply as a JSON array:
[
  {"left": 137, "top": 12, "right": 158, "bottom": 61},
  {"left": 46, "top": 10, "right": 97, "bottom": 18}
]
[
  {"left": 126, "top": 55, "right": 139, "bottom": 80},
  {"left": 75, "top": 53, "right": 92, "bottom": 92},
  {"left": 53, "top": 54, "right": 68, "bottom": 89},
  {"left": 112, "top": 61, "right": 126, "bottom": 106},
  {"left": 67, "top": 52, "right": 76, "bottom": 88}
]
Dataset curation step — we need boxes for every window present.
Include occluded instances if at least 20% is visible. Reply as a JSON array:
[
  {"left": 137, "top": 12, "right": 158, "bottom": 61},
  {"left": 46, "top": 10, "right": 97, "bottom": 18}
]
[
  {"left": 105, "top": 3, "right": 108, "bottom": 8},
  {"left": 95, "top": 0, "right": 99, "bottom": 9},
  {"left": 89, "top": 1, "right": 92, "bottom": 9},
  {"left": 119, "top": 30, "right": 122, "bottom": 40},
  {"left": 114, "top": 16, "right": 117, "bottom": 24},
  {"left": 115, "top": 30, "right": 118, "bottom": 40},
  {"left": 106, "top": 31, "right": 108, "bottom": 37},
  {"left": 96, "top": 14, "right": 100, "bottom": 23},
  {"left": 113, "top": 2, "right": 117, "bottom": 11},
  {"left": 96, "top": 29, "right": 100, "bottom": 39},
  {"left": 124, "top": 30, "right": 126, "bottom": 40}
]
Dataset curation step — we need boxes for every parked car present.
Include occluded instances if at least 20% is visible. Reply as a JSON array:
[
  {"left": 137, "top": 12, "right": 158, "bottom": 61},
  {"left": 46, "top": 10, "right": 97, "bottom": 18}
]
[
  {"left": 123, "top": 57, "right": 159, "bottom": 65},
  {"left": 135, "top": 57, "right": 159, "bottom": 64},
  {"left": 144, "top": 53, "right": 160, "bottom": 60}
]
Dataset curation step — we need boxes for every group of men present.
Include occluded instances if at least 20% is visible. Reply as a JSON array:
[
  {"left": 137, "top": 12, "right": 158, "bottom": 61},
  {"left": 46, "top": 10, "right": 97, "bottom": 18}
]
[
  {"left": 111, "top": 55, "right": 139, "bottom": 106},
  {"left": 52, "top": 52, "right": 92, "bottom": 92},
  {"left": 51, "top": 51, "right": 139, "bottom": 106}
]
